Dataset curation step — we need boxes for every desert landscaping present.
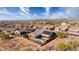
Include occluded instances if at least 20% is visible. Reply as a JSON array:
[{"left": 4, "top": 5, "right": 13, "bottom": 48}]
[{"left": 0, "top": 20, "right": 79, "bottom": 51}]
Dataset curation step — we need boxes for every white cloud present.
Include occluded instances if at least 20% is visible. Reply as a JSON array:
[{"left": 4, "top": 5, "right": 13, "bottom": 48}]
[
  {"left": 0, "top": 7, "right": 32, "bottom": 20},
  {"left": 65, "top": 8, "right": 79, "bottom": 18},
  {"left": 0, "top": 8, "right": 23, "bottom": 20},
  {"left": 19, "top": 7, "right": 37, "bottom": 19},
  {"left": 50, "top": 8, "right": 79, "bottom": 19},
  {"left": 19, "top": 7, "right": 30, "bottom": 15},
  {"left": 1, "top": 7, "right": 79, "bottom": 20},
  {"left": 19, "top": 7, "right": 43, "bottom": 20},
  {"left": 43, "top": 7, "right": 51, "bottom": 16}
]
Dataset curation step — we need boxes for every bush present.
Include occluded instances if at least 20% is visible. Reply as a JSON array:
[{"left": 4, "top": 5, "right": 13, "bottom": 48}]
[
  {"left": 23, "top": 47, "right": 33, "bottom": 51},
  {"left": 0, "top": 32, "right": 10, "bottom": 40},
  {"left": 0, "top": 32, "right": 5, "bottom": 37},
  {"left": 2, "top": 34, "right": 10, "bottom": 40},
  {"left": 56, "top": 43, "right": 69, "bottom": 51},
  {"left": 68, "top": 40, "right": 79, "bottom": 51},
  {"left": 69, "top": 45, "right": 76, "bottom": 51},
  {"left": 70, "top": 40, "right": 79, "bottom": 47},
  {"left": 56, "top": 32, "right": 68, "bottom": 38},
  {"left": 56, "top": 40, "right": 79, "bottom": 51}
]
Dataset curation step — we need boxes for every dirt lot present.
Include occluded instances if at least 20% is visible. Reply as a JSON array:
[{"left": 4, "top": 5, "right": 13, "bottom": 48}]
[{"left": 0, "top": 36, "right": 79, "bottom": 51}]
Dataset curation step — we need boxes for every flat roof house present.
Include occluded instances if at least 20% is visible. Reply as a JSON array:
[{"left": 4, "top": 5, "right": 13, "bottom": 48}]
[
  {"left": 28, "top": 28, "right": 47, "bottom": 39},
  {"left": 41, "top": 31, "right": 56, "bottom": 38},
  {"left": 28, "top": 28, "right": 57, "bottom": 45},
  {"left": 35, "top": 31, "right": 57, "bottom": 45}
]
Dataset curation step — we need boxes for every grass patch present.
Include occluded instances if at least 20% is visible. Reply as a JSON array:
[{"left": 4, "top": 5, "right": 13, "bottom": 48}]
[{"left": 56, "top": 32, "right": 68, "bottom": 38}]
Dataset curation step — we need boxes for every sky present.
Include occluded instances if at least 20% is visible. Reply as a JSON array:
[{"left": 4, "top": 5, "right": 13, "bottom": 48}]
[{"left": 0, "top": 7, "right": 79, "bottom": 20}]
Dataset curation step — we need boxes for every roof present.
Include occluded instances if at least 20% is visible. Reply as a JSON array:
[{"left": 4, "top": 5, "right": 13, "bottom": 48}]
[
  {"left": 20, "top": 31, "right": 28, "bottom": 35},
  {"left": 32, "top": 28, "right": 48, "bottom": 36},
  {"left": 42, "top": 25, "right": 54, "bottom": 29},
  {"left": 2, "top": 28, "right": 15, "bottom": 32},
  {"left": 41, "top": 31, "right": 56, "bottom": 38},
  {"left": 55, "top": 25, "right": 68, "bottom": 31},
  {"left": 26, "top": 28, "right": 35, "bottom": 33}
]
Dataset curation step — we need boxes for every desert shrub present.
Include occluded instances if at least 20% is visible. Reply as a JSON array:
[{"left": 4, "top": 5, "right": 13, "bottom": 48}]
[
  {"left": 56, "top": 40, "right": 79, "bottom": 51},
  {"left": 56, "top": 32, "right": 68, "bottom": 38},
  {"left": 23, "top": 47, "right": 33, "bottom": 51},
  {"left": 70, "top": 40, "right": 79, "bottom": 47},
  {"left": 68, "top": 40, "right": 79, "bottom": 51},
  {"left": 26, "top": 48, "right": 33, "bottom": 51},
  {"left": 69, "top": 45, "right": 76, "bottom": 51},
  {"left": 56, "top": 43, "right": 69, "bottom": 51},
  {"left": 0, "top": 32, "right": 10, "bottom": 40},
  {"left": 2, "top": 34, "right": 10, "bottom": 40},
  {"left": 0, "top": 32, "right": 5, "bottom": 37}
]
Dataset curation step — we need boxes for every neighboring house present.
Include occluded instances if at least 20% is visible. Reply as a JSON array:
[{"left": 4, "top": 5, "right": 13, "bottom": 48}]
[
  {"left": 42, "top": 25, "right": 55, "bottom": 30},
  {"left": 26, "top": 28, "right": 36, "bottom": 33},
  {"left": 14, "top": 29, "right": 26, "bottom": 35},
  {"left": 55, "top": 23, "right": 69, "bottom": 32},
  {"left": 28, "top": 28, "right": 57, "bottom": 45},
  {"left": 0, "top": 28, "right": 3, "bottom": 32},
  {"left": 61, "top": 23, "right": 67, "bottom": 26},
  {"left": 28, "top": 28, "right": 47, "bottom": 39},
  {"left": 14, "top": 28, "right": 36, "bottom": 37},
  {"left": 2, "top": 28, "right": 15, "bottom": 34},
  {"left": 55, "top": 25, "right": 69, "bottom": 32},
  {"left": 20, "top": 31, "right": 29, "bottom": 37},
  {"left": 14, "top": 30, "right": 20, "bottom": 35}
]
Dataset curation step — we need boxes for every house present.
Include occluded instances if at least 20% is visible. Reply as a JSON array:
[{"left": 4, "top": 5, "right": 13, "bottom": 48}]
[
  {"left": 2, "top": 28, "right": 15, "bottom": 34},
  {"left": 14, "top": 29, "right": 26, "bottom": 35},
  {"left": 14, "top": 28, "right": 36, "bottom": 37},
  {"left": 26, "top": 28, "right": 36, "bottom": 33},
  {"left": 41, "top": 31, "right": 57, "bottom": 42},
  {"left": 20, "top": 31, "right": 29, "bottom": 37},
  {"left": 28, "top": 28, "right": 48, "bottom": 39},
  {"left": 0, "top": 28, "right": 3, "bottom": 32},
  {"left": 28, "top": 28, "right": 57, "bottom": 45},
  {"left": 55, "top": 22, "right": 69, "bottom": 32},
  {"left": 61, "top": 23, "right": 67, "bottom": 26},
  {"left": 55, "top": 25, "right": 69, "bottom": 32},
  {"left": 42, "top": 25, "right": 55, "bottom": 30},
  {"left": 41, "top": 31, "right": 56, "bottom": 39},
  {"left": 34, "top": 31, "right": 57, "bottom": 45}
]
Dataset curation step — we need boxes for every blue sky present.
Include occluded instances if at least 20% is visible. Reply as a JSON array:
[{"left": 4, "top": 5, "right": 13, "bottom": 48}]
[{"left": 0, "top": 7, "right": 79, "bottom": 20}]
